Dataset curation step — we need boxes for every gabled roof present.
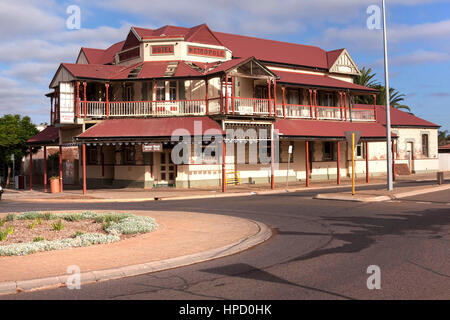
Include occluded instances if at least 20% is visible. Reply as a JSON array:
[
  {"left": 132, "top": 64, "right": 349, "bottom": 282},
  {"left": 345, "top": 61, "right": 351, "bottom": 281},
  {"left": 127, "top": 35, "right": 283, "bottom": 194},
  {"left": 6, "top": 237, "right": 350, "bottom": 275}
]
[
  {"left": 184, "top": 24, "right": 224, "bottom": 46},
  {"left": 133, "top": 24, "right": 225, "bottom": 47},
  {"left": 80, "top": 48, "right": 105, "bottom": 64},
  {"left": 327, "top": 49, "right": 345, "bottom": 69},
  {"left": 204, "top": 56, "right": 277, "bottom": 77},
  {"left": 79, "top": 41, "right": 124, "bottom": 65},
  {"left": 276, "top": 71, "right": 376, "bottom": 92},
  {"left": 326, "top": 48, "right": 361, "bottom": 76},
  {"left": 371, "top": 105, "right": 440, "bottom": 128},
  {"left": 27, "top": 126, "right": 59, "bottom": 145}
]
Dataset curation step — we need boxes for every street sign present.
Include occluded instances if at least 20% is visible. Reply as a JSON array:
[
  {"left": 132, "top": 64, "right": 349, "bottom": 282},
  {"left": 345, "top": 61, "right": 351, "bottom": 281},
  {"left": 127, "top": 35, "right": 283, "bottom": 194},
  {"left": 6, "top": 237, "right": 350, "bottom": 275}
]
[{"left": 345, "top": 131, "right": 362, "bottom": 145}]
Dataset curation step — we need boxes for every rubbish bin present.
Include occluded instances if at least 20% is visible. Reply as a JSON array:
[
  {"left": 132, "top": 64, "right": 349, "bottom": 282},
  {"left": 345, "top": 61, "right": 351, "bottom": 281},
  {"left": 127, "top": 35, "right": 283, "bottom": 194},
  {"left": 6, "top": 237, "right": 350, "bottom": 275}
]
[{"left": 437, "top": 172, "right": 444, "bottom": 185}]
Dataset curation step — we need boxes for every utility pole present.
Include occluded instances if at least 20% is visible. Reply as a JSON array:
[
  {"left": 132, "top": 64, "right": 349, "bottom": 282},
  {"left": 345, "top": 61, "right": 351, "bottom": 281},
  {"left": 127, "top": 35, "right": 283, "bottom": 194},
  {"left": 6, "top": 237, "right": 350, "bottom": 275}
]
[{"left": 382, "top": 0, "right": 394, "bottom": 191}]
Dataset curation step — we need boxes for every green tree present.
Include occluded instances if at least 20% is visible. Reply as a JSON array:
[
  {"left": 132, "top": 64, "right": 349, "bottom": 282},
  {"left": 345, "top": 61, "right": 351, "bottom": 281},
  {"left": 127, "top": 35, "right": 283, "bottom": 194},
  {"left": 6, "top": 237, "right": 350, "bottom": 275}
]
[
  {"left": 438, "top": 130, "right": 449, "bottom": 146},
  {"left": 0, "top": 114, "right": 39, "bottom": 187}
]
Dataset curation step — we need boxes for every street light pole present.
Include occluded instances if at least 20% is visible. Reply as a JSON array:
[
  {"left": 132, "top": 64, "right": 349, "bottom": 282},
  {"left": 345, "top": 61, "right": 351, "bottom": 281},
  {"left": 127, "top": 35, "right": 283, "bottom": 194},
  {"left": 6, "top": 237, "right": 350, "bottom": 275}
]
[{"left": 382, "top": 0, "right": 393, "bottom": 191}]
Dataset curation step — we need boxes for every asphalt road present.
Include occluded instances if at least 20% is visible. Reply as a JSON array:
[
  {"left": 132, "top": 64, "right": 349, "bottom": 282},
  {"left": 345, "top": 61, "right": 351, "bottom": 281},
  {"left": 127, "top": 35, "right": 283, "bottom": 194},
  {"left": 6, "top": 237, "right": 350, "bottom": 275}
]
[{"left": 0, "top": 183, "right": 449, "bottom": 300}]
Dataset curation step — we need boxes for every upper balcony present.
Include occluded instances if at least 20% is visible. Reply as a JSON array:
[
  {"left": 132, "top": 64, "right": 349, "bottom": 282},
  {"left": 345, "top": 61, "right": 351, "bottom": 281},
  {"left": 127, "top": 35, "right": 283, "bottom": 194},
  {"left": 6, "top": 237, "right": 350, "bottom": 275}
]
[
  {"left": 48, "top": 57, "right": 378, "bottom": 125},
  {"left": 76, "top": 98, "right": 376, "bottom": 122}
]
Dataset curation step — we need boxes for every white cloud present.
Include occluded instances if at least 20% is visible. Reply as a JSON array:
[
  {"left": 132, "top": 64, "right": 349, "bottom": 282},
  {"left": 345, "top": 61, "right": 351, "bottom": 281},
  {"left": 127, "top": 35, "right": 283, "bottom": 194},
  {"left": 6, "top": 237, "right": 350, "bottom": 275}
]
[{"left": 389, "top": 50, "right": 450, "bottom": 66}]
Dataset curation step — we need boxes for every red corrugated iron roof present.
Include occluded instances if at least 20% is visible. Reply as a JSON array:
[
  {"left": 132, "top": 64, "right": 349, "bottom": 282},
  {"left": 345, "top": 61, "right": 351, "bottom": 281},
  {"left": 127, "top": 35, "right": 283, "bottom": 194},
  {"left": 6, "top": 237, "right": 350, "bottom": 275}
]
[
  {"left": 276, "top": 71, "right": 376, "bottom": 92},
  {"left": 62, "top": 61, "right": 205, "bottom": 80},
  {"left": 327, "top": 49, "right": 345, "bottom": 69},
  {"left": 130, "top": 25, "right": 331, "bottom": 69},
  {"left": 439, "top": 143, "right": 450, "bottom": 150},
  {"left": 370, "top": 105, "right": 440, "bottom": 128},
  {"left": 214, "top": 31, "right": 328, "bottom": 69},
  {"left": 77, "top": 117, "right": 223, "bottom": 140},
  {"left": 62, "top": 63, "right": 130, "bottom": 80},
  {"left": 27, "top": 126, "right": 59, "bottom": 145},
  {"left": 81, "top": 41, "right": 124, "bottom": 65},
  {"left": 274, "top": 119, "right": 389, "bottom": 139}
]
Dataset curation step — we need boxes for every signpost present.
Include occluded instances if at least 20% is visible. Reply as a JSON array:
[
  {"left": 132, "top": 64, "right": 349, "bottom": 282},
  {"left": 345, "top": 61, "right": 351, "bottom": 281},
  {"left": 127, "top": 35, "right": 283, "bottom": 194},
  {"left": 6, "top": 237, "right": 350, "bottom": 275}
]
[
  {"left": 286, "top": 144, "right": 293, "bottom": 187},
  {"left": 382, "top": 0, "right": 394, "bottom": 191},
  {"left": 11, "top": 154, "right": 15, "bottom": 188},
  {"left": 345, "top": 131, "right": 361, "bottom": 195}
]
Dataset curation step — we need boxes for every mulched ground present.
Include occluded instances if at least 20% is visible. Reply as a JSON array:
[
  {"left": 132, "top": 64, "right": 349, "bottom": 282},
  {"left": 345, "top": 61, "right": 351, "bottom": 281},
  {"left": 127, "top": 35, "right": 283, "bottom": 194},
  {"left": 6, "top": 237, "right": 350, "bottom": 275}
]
[{"left": 0, "top": 219, "right": 106, "bottom": 245}]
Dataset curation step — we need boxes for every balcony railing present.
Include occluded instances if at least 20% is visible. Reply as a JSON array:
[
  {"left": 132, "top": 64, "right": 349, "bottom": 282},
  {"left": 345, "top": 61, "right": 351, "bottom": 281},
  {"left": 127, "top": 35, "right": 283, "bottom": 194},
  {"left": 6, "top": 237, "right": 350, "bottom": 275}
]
[{"left": 76, "top": 99, "right": 376, "bottom": 122}]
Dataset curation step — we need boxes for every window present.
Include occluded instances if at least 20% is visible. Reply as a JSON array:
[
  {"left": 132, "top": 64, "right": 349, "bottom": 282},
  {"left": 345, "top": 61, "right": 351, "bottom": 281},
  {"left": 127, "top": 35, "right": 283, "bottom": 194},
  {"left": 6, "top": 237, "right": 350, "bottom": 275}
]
[
  {"left": 124, "top": 146, "right": 136, "bottom": 164},
  {"left": 356, "top": 143, "right": 366, "bottom": 159},
  {"left": 156, "top": 81, "right": 165, "bottom": 101},
  {"left": 422, "top": 134, "right": 429, "bottom": 157},
  {"left": 286, "top": 90, "right": 299, "bottom": 105},
  {"left": 323, "top": 142, "right": 334, "bottom": 161},
  {"left": 169, "top": 81, "right": 177, "bottom": 101},
  {"left": 125, "top": 85, "right": 134, "bottom": 101},
  {"left": 87, "top": 147, "right": 98, "bottom": 165}
]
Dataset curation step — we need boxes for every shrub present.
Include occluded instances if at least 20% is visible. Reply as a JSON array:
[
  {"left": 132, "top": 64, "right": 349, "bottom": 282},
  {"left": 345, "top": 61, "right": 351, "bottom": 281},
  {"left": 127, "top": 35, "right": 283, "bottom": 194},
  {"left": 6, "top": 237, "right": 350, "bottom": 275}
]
[
  {"left": 5, "top": 214, "right": 15, "bottom": 222},
  {"left": 16, "top": 212, "right": 44, "bottom": 220},
  {"left": 0, "top": 219, "right": 5, "bottom": 227},
  {"left": 51, "top": 219, "right": 65, "bottom": 231},
  {"left": 0, "top": 226, "right": 13, "bottom": 241},
  {"left": 33, "top": 236, "right": 45, "bottom": 242},
  {"left": 43, "top": 212, "right": 54, "bottom": 220},
  {"left": 94, "top": 213, "right": 132, "bottom": 224},
  {"left": 72, "top": 231, "right": 84, "bottom": 238},
  {"left": 0, "top": 233, "right": 120, "bottom": 256},
  {"left": 104, "top": 216, "right": 157, "bottom": 235},
  {"left": 28, "top": 221, "right": 36, "bottom": 230},
  {"left": 0, "top": 230, "right": 8, "bottom": 241}
]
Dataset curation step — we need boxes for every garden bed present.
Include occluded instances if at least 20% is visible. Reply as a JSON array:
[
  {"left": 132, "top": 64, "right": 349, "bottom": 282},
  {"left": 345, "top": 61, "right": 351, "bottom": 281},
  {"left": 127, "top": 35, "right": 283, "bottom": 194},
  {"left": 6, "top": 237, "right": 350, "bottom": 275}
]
[{"left": 0, "top": 211, "right": 158, "bottom": 256}]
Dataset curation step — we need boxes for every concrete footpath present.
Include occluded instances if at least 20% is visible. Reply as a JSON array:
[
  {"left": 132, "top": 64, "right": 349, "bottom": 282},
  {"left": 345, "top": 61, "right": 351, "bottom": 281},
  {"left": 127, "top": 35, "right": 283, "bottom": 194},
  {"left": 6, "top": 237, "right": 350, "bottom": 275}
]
[
  {"left": 315, "top": 183, "right": 450, "bottom": 202},
  {"left": 0, "top": 210, "right": 272, "bottom": 295}
]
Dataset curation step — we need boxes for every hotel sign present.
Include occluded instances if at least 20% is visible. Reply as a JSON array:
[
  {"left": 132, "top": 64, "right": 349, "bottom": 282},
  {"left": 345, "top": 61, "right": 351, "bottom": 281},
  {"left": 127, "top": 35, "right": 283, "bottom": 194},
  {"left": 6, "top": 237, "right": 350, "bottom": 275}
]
[
  {"left": 187, "top": 46, "right": 226, "bottom": 58},
  {"left": 142, "top": 143, "right": 163, "bottom": 152},
  {"left": 151, "top": 45, "right": 174, "bottom": 55}
]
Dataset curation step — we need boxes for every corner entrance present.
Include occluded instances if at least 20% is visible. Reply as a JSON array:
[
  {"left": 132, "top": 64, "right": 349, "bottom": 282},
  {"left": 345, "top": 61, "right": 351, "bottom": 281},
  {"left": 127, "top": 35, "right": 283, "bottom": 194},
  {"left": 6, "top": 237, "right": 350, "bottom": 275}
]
[{"left": 158, "top": 150, "right": 176, "bottom": 186}]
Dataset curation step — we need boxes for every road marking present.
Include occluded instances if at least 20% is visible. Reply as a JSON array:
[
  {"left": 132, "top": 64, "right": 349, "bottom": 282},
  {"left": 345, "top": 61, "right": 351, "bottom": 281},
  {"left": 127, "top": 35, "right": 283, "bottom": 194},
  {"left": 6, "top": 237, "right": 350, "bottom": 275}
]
[{"left": 416, "top": 201, "right": 432, "bottom": 205}]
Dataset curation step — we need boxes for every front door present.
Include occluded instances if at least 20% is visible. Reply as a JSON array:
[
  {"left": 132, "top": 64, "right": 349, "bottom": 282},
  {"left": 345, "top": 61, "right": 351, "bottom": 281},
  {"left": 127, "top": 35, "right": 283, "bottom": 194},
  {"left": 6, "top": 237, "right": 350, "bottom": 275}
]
[{"left": 159, "top": 150, "right": 176, "bottom": 186}]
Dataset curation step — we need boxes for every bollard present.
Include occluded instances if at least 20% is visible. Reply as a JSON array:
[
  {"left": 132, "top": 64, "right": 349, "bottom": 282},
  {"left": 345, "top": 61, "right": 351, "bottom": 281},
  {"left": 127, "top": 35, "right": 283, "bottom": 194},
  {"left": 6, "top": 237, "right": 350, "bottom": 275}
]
[{"left": 437, "top": 171, "right": 444, "bottom": 185}]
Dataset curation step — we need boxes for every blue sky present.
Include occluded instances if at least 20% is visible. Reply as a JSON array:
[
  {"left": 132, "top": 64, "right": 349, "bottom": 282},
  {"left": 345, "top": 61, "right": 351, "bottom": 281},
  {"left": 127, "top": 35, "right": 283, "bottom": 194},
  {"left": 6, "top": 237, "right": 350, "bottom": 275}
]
[{"left": 0, "top": 0, "right": 449, "bottom": 130}]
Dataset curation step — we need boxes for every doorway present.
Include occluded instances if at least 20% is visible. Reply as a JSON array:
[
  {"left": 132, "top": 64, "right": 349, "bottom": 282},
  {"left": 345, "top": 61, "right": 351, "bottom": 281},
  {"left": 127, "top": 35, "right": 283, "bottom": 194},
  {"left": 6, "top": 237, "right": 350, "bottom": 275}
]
[{"left": 159, "top": 150, "right": 176, "bottom": 186}]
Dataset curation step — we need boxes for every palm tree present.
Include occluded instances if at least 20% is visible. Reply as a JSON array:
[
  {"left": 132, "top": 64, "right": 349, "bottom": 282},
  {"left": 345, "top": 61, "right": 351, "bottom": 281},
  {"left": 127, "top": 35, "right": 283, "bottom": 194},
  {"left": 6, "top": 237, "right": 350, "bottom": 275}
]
[
  {"left": 354, "top": 67, "right": 411, "bottom": 112},
  {"left": 375, "top": 86, "right": 411, "bottom": 112},
  {"left": 354, "top": 67, "right": 380, "bottom": 104}
]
